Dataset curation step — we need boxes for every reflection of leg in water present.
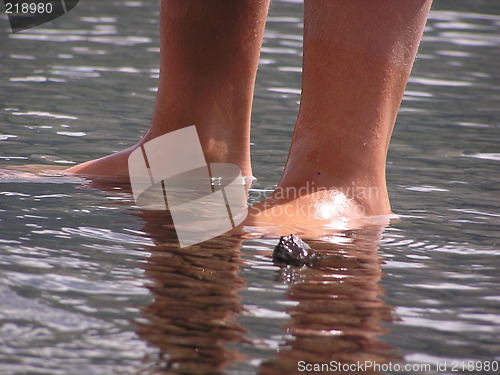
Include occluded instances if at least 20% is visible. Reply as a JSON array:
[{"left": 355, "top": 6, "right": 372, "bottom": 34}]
[
  {"left": 133, "top": 209, "right": 396, "bottom": 374},
  {"left": 66, "top": 0, "right": 270, "bottom": 180},
  {"left": 259, "top": 225, "right": 398, "bottom": 375},
  {"left": 134, "top": 210, "right": 247, "bottom": 373},
  {"left": 248, "top": 0, "right": 433, "bottom": 227}
]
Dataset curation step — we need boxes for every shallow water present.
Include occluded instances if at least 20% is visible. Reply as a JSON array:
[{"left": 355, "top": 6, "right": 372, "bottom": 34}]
[{"left": 1, "top": 1, "right": 499, "bottom": 374}]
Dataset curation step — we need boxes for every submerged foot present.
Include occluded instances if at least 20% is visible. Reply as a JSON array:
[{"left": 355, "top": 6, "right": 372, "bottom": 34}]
[
  {"left": 243, "top": 179, "right": 392, "bottom": 238},
  {"left": 64, "top": 138, "right": 252, "bottom": 183},
  {"left": 64, "top": 147, "right": 134, "bottom": 180}
]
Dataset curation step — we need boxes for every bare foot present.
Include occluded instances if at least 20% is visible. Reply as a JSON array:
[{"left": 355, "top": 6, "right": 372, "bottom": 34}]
[
  {"left": 65, "top": 1, "right": 269, "bottom": 181},
  {"left": 64, "top": 131, "right": 253, "bottom": 185},
  {"left": 64, "top": 146, "right": 136, "bottom": 179},
  {"left": 243, "top": 181, "right": 393, "bottom": 239}
]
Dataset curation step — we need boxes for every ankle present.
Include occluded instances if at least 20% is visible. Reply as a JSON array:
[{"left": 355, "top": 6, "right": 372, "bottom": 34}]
[
  {"left": 277, "top": 164, "right": 391, "bottom": 216},
  {"left": 140, "top": 120, "right": 252, "bottom": 178}
]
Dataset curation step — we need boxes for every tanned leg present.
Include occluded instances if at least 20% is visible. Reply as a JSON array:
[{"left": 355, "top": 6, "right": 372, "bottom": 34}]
[
  {"left": 66, "top": 0, "right": 270, "bottom": 179},
  {"left": 249, "top": 0, "right": 432, "bottom": 231}
]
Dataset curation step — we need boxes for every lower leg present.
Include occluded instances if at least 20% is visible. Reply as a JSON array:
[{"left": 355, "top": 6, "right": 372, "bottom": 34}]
[
  {"left": 267, "top": 0, "right": 432, "bottom": 219},
  {"left": 66, "top": 0, "right": 270, "bottom": 179}
]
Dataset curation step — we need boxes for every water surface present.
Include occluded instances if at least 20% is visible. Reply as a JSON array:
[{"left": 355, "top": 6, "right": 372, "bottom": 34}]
[{"left": 0, "top": 1, "right": 499, "bottom": 374}]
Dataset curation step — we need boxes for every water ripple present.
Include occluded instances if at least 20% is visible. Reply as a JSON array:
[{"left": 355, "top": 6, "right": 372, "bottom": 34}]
[
  {"left": 0, "top": 286, "right": 110, "bottom": 332},
  {"left": 5, "top": 272, "right": 147, "bottom": 296},
  {"left": 0, "top": 0, "right": 499, "bottom": 373}
]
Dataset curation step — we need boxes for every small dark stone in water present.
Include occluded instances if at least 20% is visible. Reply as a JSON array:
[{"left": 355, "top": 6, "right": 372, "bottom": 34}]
[{"left": 273, "top": 234, "right": 319, "bottom": 266}]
